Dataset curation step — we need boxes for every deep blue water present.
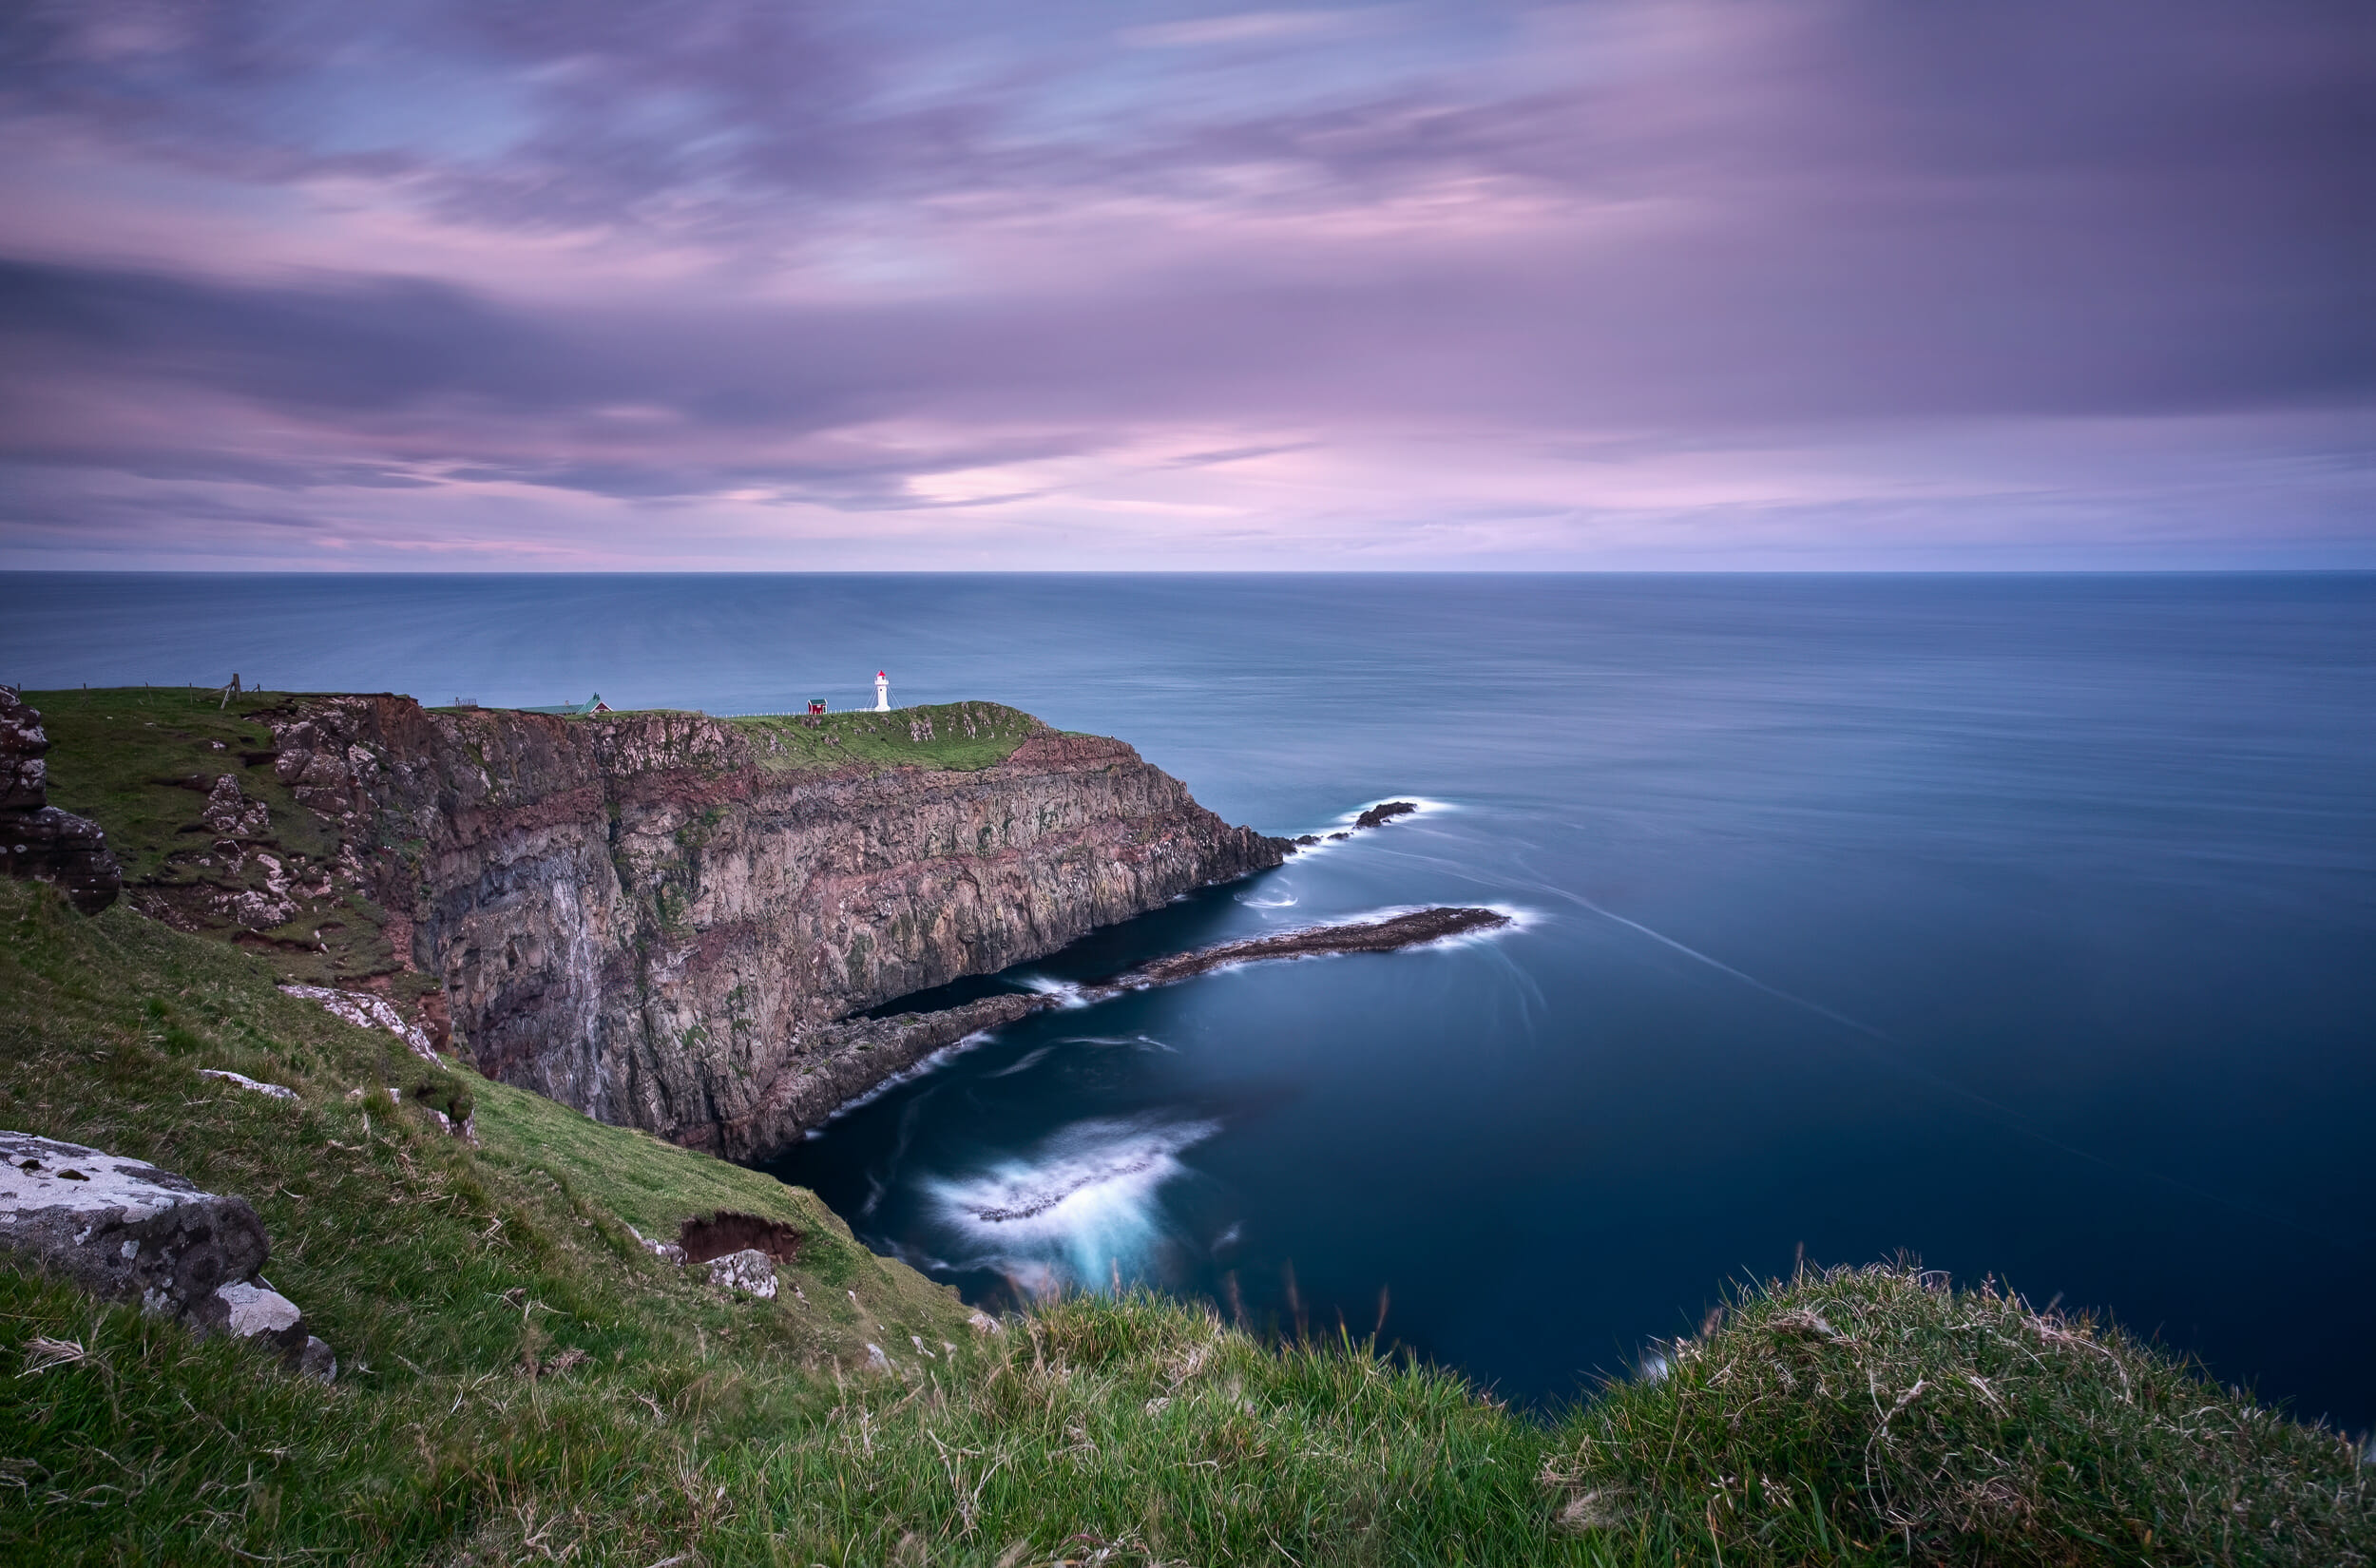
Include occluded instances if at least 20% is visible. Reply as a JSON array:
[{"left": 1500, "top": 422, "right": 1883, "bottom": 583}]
[{"left": 5, "top": 572, "right": 2371, "bottom": 1432}]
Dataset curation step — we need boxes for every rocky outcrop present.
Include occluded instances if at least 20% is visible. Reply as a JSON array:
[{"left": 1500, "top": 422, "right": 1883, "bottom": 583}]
[
  {"left": 0, "top": 688, "right": 121, "bottom": 914},
  {"left": 704, "top": 1249, "right": 778, "bottom": 1299},
  {"left": 1093, "top": 906, "right": 1512, "bottom": 993},
  {"left": 197, "top": 1069, "right": 297, "bottom": 1100},
  {"left": 278, "top": 984, "right": 441, "bottom": 1064},
  {"left": 245, "top": 697, "right": 1287, "bottom": 1155},
  {"left": 723, "top": 992, "right": 1051, "bottom": 1157},
  {"left": 0, "top": 1132, "right": 333, "bottom": 1379}
]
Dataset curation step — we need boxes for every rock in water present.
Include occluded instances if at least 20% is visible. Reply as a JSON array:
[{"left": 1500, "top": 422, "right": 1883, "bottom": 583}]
[
  {"left": 0, "top": 687, "right": 122, "bottom": 914},
  {"left": 0, "top": 1132, "right": 333, "bottom": 1379},
  {"left": 1097, "top": 906, "right": 1511, "bottom": 993},
  {"left": 1354, "top": 800, "right": 1419, "bottom": 830}
]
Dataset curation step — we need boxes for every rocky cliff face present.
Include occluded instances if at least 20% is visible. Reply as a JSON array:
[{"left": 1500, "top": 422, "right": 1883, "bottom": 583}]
[
  {"left": 0, "top": 687, "right": 122, "bottom": 914},
  {"left": 259, "top": 697, "right": 1285, "bottom": 1156}
]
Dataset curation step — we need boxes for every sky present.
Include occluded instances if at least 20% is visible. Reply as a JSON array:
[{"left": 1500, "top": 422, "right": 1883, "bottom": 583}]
[{"left": 0, "top": 1, "right": 2367, "bottom": 571}]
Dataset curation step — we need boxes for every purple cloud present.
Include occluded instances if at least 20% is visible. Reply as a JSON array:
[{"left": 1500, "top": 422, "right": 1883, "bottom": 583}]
[{"left": 0, "top": 0, "right": 2366, "bottom": 569}]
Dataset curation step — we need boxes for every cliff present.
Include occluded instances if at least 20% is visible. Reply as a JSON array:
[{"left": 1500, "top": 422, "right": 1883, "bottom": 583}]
[{"left": 36, "top": 689, "right": 1286, "bottom": 1157}]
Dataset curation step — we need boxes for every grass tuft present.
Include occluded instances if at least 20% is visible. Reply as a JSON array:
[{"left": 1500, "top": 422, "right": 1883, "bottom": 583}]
[{"left": 1544, "top": 1259, "right": 2372, "bottom": 1566}]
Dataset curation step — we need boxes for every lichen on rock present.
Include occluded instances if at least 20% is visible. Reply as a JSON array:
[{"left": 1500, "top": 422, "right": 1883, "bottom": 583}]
[{"left": 0, "top": 1131, "right": 333, "bottom": 1379}]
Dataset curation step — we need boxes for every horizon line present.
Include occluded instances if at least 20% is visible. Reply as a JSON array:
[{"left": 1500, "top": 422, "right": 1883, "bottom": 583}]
[{"left": 4, "top": 566, "right": 2373, "bottom": 580}]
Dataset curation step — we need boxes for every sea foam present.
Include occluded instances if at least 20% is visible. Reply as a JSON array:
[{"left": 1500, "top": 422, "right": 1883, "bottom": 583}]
[{"left": 926, "top": 1116, "right": 1217, "bottom": 1295}]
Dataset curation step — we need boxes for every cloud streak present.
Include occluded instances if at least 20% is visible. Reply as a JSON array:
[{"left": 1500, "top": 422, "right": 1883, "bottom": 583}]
[{"left": 0, "top": 0, "right": 2366, "bottom": 568}]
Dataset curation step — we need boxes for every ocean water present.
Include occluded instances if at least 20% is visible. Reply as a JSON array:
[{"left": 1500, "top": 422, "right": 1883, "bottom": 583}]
[{"left": 5, "top": 572, "right": 2371, "bottom": 1430}]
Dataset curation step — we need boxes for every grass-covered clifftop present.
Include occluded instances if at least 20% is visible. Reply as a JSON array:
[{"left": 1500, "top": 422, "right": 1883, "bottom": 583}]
[
  {"left": 725, "top": 700, "right": 1043, "bottom": 774},
  {"left": 3, "top": 875, "right": 2366, "bottom": 1563}
]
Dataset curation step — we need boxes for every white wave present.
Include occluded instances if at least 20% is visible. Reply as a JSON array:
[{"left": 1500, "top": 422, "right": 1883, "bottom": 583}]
[
  {"left": 1059, "top": 1034, "right": 1176, "bottom": 1053},
  {"left": 817, "top": 1029, "right": 1000, "bottom": 1125},
  {"left": 982, "top": 1044, "right": 1056, "bottom": 1079},
  {"left": 1236, "top": 890, "right": 1299, "bottom": 908},
  {"left": 1445, "top": 902, "right": 1539, "bottom": 946},
  {"left": 926, "top": 1117, "right": 1217, "bottom": 1294},
  {"left": 1018, "top": 974, "right": 1092, "bottom": 1008},
  {"left": 1281, "top": 795, "right": 1463, "bottom": 851},
  {"left": 1332, "top": 795, "right": 1460, "bottom": 828}
]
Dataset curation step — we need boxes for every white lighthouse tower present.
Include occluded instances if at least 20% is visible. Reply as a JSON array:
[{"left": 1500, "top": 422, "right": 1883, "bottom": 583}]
[{"left": 873, "top": 670, "right": 891, "bottom": 712}]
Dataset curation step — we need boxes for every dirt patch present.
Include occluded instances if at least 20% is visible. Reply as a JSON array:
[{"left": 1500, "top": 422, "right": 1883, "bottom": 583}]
[{"left": 678, "top": 1210, "right": 804, "bottom": 1265}]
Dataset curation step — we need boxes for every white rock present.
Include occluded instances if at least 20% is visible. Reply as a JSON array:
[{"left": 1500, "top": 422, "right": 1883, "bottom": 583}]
[
  {"left": 278, "top": 985, "right": 440, "bottom": 1063},
  {"left": 217, "top": 1280, "right": 303, "bottom": 1337},
  {"left": 704, "top": 1247, "right": 776, "bottom": 1298},
  {"left": 197, "top": 1069, "right": 297, "bottom": 1101},
  {"left": 0, "top": 1132, "right": 331, "bottom": 1380},
  {"left": 626, "top": 1223, "right": 687, "bottom": 1267}
]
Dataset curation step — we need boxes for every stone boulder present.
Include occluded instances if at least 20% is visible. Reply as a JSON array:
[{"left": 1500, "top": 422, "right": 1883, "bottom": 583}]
[
  {"left": 0, "top": 687, "right": 122, "bottom": 914},
  {"left": 0, "top": 1132, "right": 333, "bottom": 1379},
  {"left": 199, "top": 774, "right": 272, "bottom": 839},
  {"left": 703, "top": 1248, "right": 778, "bottom": 1299}
]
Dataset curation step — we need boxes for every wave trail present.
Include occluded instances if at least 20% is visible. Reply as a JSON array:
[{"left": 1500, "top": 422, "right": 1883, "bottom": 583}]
[
  {"left": 927, "top": 1117, "right": 1219, "bottom": 1293},
  {"left": 1522, "top": 875, "right": 2360, "bottom": 1246}
]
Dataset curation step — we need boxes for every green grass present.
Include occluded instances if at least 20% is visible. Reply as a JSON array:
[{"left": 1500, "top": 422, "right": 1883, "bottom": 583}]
[
  {"left": 0, "top": 877, "right": 978, "bottom": 1563},
  {"left": 1547, "top": 1262, "right": 2371, "bottom": 1566},
  {"left": 5, "top": 871, "right": 2366, "bottom": 1564},
  {"left": 26, "top": 685, "right": 406, "bottom": 988},
  {"left": 27, "top": 685, "right": 341, "bottom": 886},
  {"left": 719, "top": 701, "right": 1042, "bottom": 774},
  {"left": 416, "top": 697, "right": 1043, "bottom": 775}
]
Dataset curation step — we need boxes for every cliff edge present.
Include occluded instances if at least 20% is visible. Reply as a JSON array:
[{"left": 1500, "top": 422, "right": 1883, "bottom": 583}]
[{"left": 34, "top": 690, "right": 1287, "bottom": 1156}]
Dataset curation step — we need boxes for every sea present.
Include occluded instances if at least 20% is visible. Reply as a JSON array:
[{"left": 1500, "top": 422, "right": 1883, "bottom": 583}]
[{"left": 4, "top": 572, "right": 2370, "bottom": 1433}]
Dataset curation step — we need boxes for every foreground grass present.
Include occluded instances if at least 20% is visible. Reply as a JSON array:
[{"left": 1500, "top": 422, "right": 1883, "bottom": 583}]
[
  {"left": 1548, "top": 1264, "right": 2369, "bottom": 1567},
  {"left": 2, "top": 878, "right": 2366, "bottom": 1564}
]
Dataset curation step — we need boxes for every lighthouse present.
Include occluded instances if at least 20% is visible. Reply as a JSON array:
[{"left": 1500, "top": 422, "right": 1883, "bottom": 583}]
[{"left": 873, "top": 670, "right": 891, "bottom": 712}]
